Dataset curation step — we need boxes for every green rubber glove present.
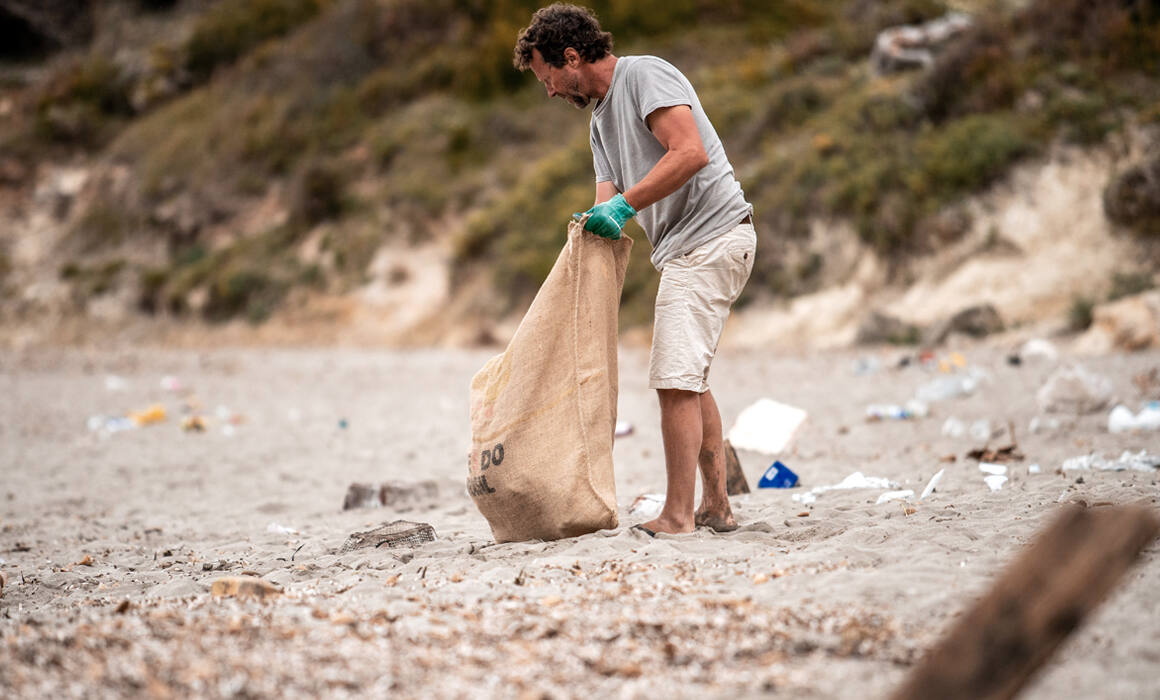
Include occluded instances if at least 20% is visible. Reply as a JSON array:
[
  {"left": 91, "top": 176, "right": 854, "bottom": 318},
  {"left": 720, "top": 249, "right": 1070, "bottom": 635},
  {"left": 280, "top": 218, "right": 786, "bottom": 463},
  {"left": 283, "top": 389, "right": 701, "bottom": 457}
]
[{"left": 573, "top": 193, "right": 636, "bottom": 240}]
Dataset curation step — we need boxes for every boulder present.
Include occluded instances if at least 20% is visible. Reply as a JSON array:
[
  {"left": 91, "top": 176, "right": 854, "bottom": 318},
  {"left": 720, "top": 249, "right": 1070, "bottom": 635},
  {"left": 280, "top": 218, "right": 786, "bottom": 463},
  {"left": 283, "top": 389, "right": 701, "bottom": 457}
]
[
  {"left": 856, "top": 310, "right": 920, "bottom": 345},
  {"left": 1075, "top": 291, "right": 1160, "bottom": 353},
  {"left": 923, "top": 304, "right": 1004, "bottom": 346}
]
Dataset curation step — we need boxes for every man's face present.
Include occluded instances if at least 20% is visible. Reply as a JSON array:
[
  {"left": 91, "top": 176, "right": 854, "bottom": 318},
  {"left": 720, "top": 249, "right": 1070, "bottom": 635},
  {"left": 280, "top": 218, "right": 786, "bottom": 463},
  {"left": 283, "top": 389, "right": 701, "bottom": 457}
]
[{"left": 530, "top": 49, "right": 589, "bottom": 109}]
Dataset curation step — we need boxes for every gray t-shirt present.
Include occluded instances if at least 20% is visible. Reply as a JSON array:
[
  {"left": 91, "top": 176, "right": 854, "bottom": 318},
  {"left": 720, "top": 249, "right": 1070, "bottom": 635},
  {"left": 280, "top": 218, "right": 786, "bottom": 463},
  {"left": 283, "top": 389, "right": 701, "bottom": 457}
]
[{"left": 590, "top": 55, "right": 752, "bottom": 269}]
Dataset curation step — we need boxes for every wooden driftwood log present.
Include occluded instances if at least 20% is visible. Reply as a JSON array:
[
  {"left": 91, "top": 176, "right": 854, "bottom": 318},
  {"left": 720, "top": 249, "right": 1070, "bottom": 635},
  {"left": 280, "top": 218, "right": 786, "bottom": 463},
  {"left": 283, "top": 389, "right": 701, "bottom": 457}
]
[
  {"left": 892, "top": 505, "right": 1159, "bottom": 700},
  {"left": 723, "top": 439, "right": 750, "bottom": 496}
]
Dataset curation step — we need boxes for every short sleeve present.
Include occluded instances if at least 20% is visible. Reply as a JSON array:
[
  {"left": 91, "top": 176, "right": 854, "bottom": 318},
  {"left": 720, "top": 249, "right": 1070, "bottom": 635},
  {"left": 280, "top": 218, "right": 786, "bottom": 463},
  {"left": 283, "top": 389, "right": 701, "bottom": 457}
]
[
  {"left": 630, "top": 57, "right": 693, "bottom": 124},
  {"left": 590, "top": 125, "right": 614, "bottom": 183}
]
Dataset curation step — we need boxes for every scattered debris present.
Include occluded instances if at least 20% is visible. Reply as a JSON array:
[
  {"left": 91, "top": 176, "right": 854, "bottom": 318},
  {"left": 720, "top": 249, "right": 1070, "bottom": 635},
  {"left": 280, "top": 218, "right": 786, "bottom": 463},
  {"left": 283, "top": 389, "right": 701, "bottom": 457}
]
[
  {"left": 942, "top": 417, "right": 966, "bottom": 438},
  {"left": 1019, "top": 338, "right": 1059, "bottom": 363},
  {"left": 628, "top": 493, "right": 665, "bottom": 518},
  {"left": 342, "top": 480, "right": 441, "bottom": 511},
  {"left": 727, "top": 399, "right": 807, "bottom": 454},
  {"left": 723, "top": 439, "right": 750, "bottom": 495},
  {"left": 876, "top": 490, "right": 914, "bottom": 505},
  {"left": 160, "top": 375, "right": 184, "bottom": 393},
  {"left": 266, "top": 522, "right": 298, "bottom": 535},
  {"left": 966, "top": 444, "right": 1024, "bottom": 463},
  {"left": 210, "top": 576, "right": 281, "bottom": 600},
  {"left": 919, "top": 469, "right": 945, "bottom": 500},
  {"left": 866, "top": 400, "right": 929, "bottom": 420},
  {"left": 129, "top": 404, "right": 167, "bottom": 427},
  {"left": 181, "top": 415, "right": 208, "bottom": 432},
  {"left": 614, "top": 420, "right": 634, "bottom": 437},
  {"left": 1061, "top": 450, "right": 1160, "bottom": 472},
  {"left": 984, "top": 475, "right": 1008, "bottom": 491},
  {"left": 792, "top": 472, "right": 898, "bottom": 504},
  {"left": 1107, "top": 402, "right": 1160, "bottom": 433},
  {"left": 758, "top": 461, "right": 799, "bottom": 489},
  {"left": 978, "top": 463, "right": 1007, "bottom": 476},
  {"left": 916, "top": 369, "right": 985, "bottom": 403},
  {"left": 340, "top": 520, "right": 436, "bottom": 553},
  {"left": 1028, "top": 464, "right": 1042, "bottom": 474},
  {"left": 1037, "top": 364, "right": 1114, "bottom": 415}
]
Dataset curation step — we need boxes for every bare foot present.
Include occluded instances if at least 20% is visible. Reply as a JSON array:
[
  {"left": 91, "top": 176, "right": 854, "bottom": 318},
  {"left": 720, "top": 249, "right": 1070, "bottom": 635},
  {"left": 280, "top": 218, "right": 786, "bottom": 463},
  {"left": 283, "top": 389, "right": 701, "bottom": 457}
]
[
  {"left": 640, "top": 514, "right": 694, "bottom": 535},
  {"left": 694, "top": 503, "right": 738, "bottom": 532}
]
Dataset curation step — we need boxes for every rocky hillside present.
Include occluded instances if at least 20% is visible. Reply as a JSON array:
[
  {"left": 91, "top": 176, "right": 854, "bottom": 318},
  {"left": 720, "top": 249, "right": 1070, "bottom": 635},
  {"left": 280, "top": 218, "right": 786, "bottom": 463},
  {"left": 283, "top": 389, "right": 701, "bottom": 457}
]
[{"left": 0, "top": 0, "right": 1158, "bottom": 348}]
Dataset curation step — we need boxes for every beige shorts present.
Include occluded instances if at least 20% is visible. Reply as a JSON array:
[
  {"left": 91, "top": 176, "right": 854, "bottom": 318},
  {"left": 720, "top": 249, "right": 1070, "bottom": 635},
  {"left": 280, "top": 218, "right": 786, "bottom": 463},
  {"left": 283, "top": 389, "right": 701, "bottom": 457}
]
[{"left": 649, "top": 221, "right": 756, "bottom": 392}]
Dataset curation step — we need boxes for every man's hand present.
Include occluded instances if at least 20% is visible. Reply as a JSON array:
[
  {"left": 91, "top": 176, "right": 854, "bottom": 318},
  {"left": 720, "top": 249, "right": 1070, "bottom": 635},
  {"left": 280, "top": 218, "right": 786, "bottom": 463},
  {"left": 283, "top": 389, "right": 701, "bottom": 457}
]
[{"left": 574, "top": 193, "right": 636, "bottom": 240}]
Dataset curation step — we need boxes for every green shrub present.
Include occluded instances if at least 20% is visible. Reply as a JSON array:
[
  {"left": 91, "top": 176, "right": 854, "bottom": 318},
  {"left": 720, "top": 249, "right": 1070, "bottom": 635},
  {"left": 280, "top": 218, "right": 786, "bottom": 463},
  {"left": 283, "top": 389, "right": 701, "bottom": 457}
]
[
  {"left": 1108, "top": 271, "right": 1155, "bottom": 301},
  {"left": 185, "top": 0, "right": 326, "bottom": 81},
  {"left": 913, "top": 114, "right": 1033, "bottom": 202}
]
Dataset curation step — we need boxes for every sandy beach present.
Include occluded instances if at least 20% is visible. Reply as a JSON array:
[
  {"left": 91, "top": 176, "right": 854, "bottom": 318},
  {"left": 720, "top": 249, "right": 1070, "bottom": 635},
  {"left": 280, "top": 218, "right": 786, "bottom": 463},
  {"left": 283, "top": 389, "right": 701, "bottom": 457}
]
[{"left": 2, "top": 342, "right": 1158, "bottom": 698}]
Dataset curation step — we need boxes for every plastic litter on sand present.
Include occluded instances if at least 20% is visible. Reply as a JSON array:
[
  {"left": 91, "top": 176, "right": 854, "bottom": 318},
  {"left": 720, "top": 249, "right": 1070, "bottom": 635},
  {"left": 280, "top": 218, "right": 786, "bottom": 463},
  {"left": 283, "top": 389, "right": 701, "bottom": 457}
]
[
  {"left": 1108, "top": 402, "right": 1160, "bottom": 434},
  {"left": 876, "top": 489, "right": 914, "bottom": 505},
  {"left": 727, "top": 399, "right": 807, "bottom": 454},
  {"left": 984, "top": 474, "right": 1008, "bottom": 491},
  {"left": 758, "top": 461, "right": 799, "bottom": 489},
  {"left": 919, "top": 469, "right": 944, "bottom": 500},
  {"left": 978, "top": 462, "right": 1008, "bottom": 476},
  {"left": 792, "top": 472, "right": 898, "bottom": 504},
  {"left": 1060, "top": 450, "right": 1160, "bottom": 472},
  {"left": 628, "top": 493, "right": 665, "bottom": 518}
]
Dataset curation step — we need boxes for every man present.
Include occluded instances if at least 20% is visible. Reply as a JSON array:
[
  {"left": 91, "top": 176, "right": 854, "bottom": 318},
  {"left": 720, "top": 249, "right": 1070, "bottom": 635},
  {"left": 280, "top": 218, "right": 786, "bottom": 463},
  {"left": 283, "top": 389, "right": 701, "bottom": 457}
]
[{"left": 514, "top": 4, "right": 755, "bottom": 536}]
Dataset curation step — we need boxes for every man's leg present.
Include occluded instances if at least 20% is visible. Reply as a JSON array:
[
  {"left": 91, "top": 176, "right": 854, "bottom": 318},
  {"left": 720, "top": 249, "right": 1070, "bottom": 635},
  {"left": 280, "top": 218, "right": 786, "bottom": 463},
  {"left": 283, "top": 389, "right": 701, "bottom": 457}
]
[
  {"left": 693, "top": 389, "right": 737, "bottom": 531},
  {"left": 641, "top": 388, "right": 701, "bottom": 535}
]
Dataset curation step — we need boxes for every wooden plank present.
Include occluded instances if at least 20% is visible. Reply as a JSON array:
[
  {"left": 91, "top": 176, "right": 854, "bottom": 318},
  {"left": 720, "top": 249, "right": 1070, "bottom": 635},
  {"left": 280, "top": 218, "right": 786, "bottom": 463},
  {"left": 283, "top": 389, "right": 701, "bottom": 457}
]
[
  {"left": 723, "top": 439, "right": 750, "bottom": 495},
  {"left": 891, "top": 505, "right": 1159, "bottom": 700}
]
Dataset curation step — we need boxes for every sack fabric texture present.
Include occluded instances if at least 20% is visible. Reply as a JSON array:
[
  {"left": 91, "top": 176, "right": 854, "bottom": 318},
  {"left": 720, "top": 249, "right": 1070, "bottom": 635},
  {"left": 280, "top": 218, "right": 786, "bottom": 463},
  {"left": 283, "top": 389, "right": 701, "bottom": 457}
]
[{"left": 468, "top": 221, "right": 632, "bottom": 543}]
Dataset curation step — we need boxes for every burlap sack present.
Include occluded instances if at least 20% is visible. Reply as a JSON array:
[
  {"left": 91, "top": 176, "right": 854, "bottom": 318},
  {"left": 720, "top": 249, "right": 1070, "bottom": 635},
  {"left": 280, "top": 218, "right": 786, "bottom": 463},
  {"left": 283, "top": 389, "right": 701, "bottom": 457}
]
[{"left": 468, "top": 220, "right": 632, "bottom": 543}]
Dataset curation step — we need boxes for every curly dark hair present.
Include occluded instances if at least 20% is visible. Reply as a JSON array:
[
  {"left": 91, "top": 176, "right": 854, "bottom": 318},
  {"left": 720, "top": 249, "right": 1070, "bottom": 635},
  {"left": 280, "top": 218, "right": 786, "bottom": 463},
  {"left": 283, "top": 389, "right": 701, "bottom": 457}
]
[{"left": 513, "top": 4, "right": 613, "bottom": 70}]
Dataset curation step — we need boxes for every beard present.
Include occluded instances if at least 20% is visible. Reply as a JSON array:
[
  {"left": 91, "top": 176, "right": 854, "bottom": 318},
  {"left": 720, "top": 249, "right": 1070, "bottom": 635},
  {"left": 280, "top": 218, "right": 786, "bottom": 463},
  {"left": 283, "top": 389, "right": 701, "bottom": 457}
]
[{"left": 563, "top": 74, "right": 589, "bottom": 109}]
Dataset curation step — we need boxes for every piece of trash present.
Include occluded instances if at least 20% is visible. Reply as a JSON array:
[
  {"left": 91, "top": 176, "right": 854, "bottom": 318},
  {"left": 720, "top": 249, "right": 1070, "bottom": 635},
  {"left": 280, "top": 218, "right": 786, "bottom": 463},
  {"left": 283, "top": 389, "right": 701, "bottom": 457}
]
[
  {"left": 966, "top": 444, "right": 1024, "bottom": 463},
  {"left": 876, "top": 489, "right": 914, "bottom": 505},
  {"left": 343, "top": 481, "right": 441, "bottom": 511},
  {"left": 727, "top": 399, "right": 807, "bottom": 454},
  {"left": 978, "top": 462, "right": 1008, "bottom": 476},
  {"left": 88, "top": 415, "right": 136, "bottom": 435},
  {"left": 160, "top": 375, "right": 183, "bottom": 392},
  {"left": 628, "top": 493, "right": 665, "bottom": 518},
  {"left": 942, "top": 417, "right": 966, "bottom": 438},
  {"left": 968, "top": 419, "right": 992, "bottom": 442},
  {"left": 983, "top": 474, "right": 1008, "bottom": 491},
  {"left": 339, "top": 520, "right": 436, "bottom": 553},
  {"left": 1037, "top": 364, "right": 1114, "bottom": 415},
  {"left": 758, "top": 461, "right": 799, "bottom": 489},
  {"left": 266, "top": 522, "right": 298, "bottom": 535},
  {"left": 1108, "top": 402, "right": 1160, "bottom": 434},
  {"left": 723, "top": 439, "right": 750, "bottom": 495},
  {"left": 181, "top": 415, "right": 208, "bottom": 432},
  {"left": 1020, "top": 338, "right": 1059, "bottom": 362},
  {"left": 104, "top": 375, "right": 127, "bottom": 391},
  {"left": 338, "top": 418, "right": 349, "bottom": 429},
  {"left": 129, "top": 404, "right": 167, "bottom": 427},
  {"left": 792, "top": 471, "right": 898, "bottom": 504},
  {"left": 866, "top": 399, "right": 929, "bottom": 420},
  {"left": 614, "top": 420, "right": 634, "bottom": 437},
  {"left": 915, "top": 369, "right": 984, "bottom": 402},
  {"left": 1028, "top": 416, "right": 1062, "bottom": 434},
  {"left": 1061, "top": 450, "right": 1160, "bottom": 472},
  {"left": 920, "top": 469, "right": 945, "bottom": 500},
  {"left": 210, "top": 576, "right": 281, "bottom": 600},
  {"left": 1028, "top": 464, "right": 1041, "bottom": 474}
]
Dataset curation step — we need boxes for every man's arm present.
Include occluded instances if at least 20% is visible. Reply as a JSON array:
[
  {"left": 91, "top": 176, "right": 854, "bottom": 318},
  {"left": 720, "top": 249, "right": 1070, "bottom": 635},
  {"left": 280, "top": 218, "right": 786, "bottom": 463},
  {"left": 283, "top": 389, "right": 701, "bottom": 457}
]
[
  {"left": 594, "top": 180, "right": 619, "bottom": 206},
  {"left": 579, "top": 105, "right": 707, "bottom": 239},
  {"left": 622, "top": 105, "right": 708, "bottom": 211}
]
